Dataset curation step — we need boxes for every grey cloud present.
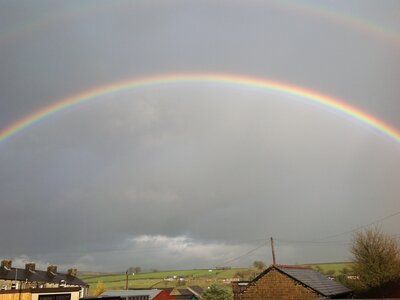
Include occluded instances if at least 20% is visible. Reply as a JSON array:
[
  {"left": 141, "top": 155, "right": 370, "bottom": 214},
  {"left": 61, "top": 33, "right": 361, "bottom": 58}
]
[{"left": 0, "top": 0, "right": 399, "bottom": 271}]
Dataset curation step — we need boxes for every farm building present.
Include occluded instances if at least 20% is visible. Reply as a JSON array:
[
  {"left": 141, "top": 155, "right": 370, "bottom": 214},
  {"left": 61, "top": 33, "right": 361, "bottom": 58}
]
[
  {"left": 232, "top": 264, "right": 352, "bottom": 299},
  {"left": 0, "top": 260, "right": 88, "bottom": 297},
  {"left": 172, "top": 288, "right": 199, "bottom": 300}
]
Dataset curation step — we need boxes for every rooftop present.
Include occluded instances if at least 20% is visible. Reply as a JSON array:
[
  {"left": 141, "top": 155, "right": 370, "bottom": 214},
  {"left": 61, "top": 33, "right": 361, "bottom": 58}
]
[{"left": 251, "top": 264, "right": 352, "bottom": 297}]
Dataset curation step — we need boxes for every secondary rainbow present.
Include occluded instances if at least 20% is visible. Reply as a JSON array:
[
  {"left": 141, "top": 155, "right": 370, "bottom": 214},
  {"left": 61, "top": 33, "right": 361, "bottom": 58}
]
[
  {"left": 1, "top": 2, "right": 399, "bottom": 49},
  {"left": 0, "top": 73, "right": 399, "bottom": 144}
]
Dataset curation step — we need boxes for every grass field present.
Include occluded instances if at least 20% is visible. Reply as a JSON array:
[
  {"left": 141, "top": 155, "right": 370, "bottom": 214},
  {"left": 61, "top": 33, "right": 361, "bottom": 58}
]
[
  {"left": 79, "top": 268, "right": 251, "bottom": 283},
  {"left": 302, "top": 262, "right": 354, "bottom": 276},
  {"left": 80, "top": 268, "right": 249, "bottom": 295},
  {"left": 79, "top": 263, "right": 354, "bottom": 295}
]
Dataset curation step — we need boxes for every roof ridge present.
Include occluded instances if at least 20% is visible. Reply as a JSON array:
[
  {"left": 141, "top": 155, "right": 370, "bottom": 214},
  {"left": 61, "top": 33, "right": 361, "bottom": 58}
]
[{"left": 274, "top": 264, "right": 312, "bottom": 270}]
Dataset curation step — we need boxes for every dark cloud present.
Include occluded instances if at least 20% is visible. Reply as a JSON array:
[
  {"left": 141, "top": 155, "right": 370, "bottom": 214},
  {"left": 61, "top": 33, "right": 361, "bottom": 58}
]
[{"left": 0, "top": 0, "right": 399, "bottom": 272}]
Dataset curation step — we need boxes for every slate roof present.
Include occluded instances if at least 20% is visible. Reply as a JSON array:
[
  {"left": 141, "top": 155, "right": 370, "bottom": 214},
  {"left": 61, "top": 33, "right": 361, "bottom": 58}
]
[
  {"left": 0, "top": 267, "right": 87, "bottom": 286},
  {"left": 175, "top": 286, "right": 203, "bottom": 298},
  {"left": 177, "top": 289, "right": 193, "bottom": 296},
  {"left": 252, "top": 265, "right": 352, "bottom": 297},
  {"left": 102, "top": 289, "right": 161, "bottom": 299},
  {"left": 187, "top": 286, "right": 204, "bottom": 295},
  {"left": 173, "top": 296, "right": 196, "bottom": 300}
]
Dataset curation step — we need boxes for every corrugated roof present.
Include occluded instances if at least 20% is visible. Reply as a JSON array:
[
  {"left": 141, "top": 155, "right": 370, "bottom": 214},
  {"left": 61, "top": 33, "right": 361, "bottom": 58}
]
[
  {"left": 275, "top": 265, "right": 352, "bottom": 297},
  {"left": 0, "top": 267, "right": 87, "bottom": 286}
]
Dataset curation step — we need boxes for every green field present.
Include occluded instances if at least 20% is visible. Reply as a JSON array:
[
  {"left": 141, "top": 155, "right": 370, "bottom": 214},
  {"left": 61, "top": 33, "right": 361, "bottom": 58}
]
[
  {"left": 302, "top": 262, "right": 354, "bottom": 276},
  {"left": 80, "top": 268, "right": 249, "bottom": 281},
  {"left": 80, "top": 268, "right": 249, "bottom": 295},
  {"left": 79, "top": 263, "right": 354, "bottom": 295}
]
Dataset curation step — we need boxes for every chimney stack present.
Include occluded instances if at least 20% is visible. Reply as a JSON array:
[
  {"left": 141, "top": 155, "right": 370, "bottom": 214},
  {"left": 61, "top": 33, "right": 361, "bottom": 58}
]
[
  {"left": 25, "top": 263, "right": 36, "bottom": 273},
  {"left": 67, "top": 268, "right": 77, "bottom": 277},
  {"left": 47, "top": 265, "right": 57, "bottom": 275},
  {"left": 1, "top": 260, "right": 12, "bottom": 270}
]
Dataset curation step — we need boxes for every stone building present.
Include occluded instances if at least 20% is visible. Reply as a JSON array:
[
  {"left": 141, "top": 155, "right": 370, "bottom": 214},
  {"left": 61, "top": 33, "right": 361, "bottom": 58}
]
[
  {"left": 232, "top": 264, "right": 352, "bottom": 299},
  {"left": 0, "top": 260, "right": 88, "bottom": 297},
  {"left": 0, "top": 287, "right": 81, "bottom": 300}
]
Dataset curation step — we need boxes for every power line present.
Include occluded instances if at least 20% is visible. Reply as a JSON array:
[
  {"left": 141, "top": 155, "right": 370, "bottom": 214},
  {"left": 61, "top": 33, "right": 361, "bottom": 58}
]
[
  {"left": 275, "top": 238, "right": 351, "bottom": 246},
  {"left": 307, "top": 209, "right": 400, "bottom": 242},
  {"left": 215, "top": 243, "right": 266, "bottom": 267},
  {"left": 10, "top": 210, "right": 400, "bottom": 267}
]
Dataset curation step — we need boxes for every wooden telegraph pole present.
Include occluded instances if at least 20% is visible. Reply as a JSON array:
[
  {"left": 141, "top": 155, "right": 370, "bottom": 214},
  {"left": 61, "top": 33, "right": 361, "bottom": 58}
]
[
  {"left": 270, "top": 237, "right": 276, "bottom": 265},
  {"left": 125, "top": 270, "right": 128, "bottom": 290}
]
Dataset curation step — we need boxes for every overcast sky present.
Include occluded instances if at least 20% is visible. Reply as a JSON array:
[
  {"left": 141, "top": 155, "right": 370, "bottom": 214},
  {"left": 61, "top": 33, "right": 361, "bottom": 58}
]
[{"left": 0, "top": 0, "right": 399, "bottom": 273}]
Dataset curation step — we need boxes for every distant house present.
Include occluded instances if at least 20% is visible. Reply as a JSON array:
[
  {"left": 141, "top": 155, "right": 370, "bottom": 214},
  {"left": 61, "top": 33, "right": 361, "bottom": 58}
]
[
  {"left": 102, "top": 289, "right": 174, "bottom": 300},
  {"left": 232, "top": 264, "right": 352, "bottom": 299},
  {"left": 0, "top": 260, "right": 88, "bottom": 297},
  {"left": 176, "top": 286, "right": 203, "bottom": 300}
]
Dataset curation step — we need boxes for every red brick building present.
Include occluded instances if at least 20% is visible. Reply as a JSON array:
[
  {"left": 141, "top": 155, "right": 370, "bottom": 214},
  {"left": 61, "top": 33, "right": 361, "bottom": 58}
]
[{"left": 232, "top": 265, "right": 352, "bottom": 299}]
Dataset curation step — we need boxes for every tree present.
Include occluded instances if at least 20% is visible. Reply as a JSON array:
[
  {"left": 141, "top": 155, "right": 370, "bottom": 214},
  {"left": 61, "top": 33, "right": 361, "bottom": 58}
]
[
  {"left": 202, "top": 284, "right": 232, "bottom": 300},
  {"left": 351, "top": 228, "right": 400, "bottom": 289},
  {"left": 133, "top": 266, "right": 141, "bottom": 274},
  {"left": 93, "top": 281, "right": 105, "bottom": 296},
  {"left": 252, "top": 260, "right": 266, "bottom": 270},
  {"left": 341, "top": 267, "right": 350, "bottom": 275}
]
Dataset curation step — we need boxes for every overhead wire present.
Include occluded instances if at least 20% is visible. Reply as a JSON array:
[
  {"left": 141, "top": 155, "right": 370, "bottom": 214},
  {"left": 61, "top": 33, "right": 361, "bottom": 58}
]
[
  {"left": 275, "top": 238, "right": 351, "bottom": 246},
  {"left": 8, "top": 210, "right": 400, "bottom": 269},
  {"left": 215, "top": 243, "right": 267, "bottom": 268},
  {"left": 305, "top": 209, "right": 400, "bottom": 242}
]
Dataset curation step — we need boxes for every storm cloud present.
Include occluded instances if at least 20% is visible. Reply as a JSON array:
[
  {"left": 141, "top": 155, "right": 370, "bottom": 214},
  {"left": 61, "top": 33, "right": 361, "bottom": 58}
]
[{"left": 0, "top": 0, "right": 399, "bottom": 272}]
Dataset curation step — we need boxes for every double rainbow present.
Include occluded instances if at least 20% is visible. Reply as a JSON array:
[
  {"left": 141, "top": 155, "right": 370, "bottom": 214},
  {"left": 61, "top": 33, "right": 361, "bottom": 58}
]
[
  {"left": 1, "top": 2, "right": 399, "bottom": 49},
  {"left": 0, "top": 73, "right": 399, "bottom": 144}
]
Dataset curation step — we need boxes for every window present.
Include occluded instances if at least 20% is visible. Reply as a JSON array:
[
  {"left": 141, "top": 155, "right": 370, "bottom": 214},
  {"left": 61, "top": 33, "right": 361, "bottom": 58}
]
[{"left": 39, "top": 294, "right": 71, "bottom": 300}]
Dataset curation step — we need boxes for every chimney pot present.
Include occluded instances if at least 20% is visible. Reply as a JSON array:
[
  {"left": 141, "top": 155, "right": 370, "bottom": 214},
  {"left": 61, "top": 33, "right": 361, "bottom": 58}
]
[
  {"left": 1, "top": 260, "right": 12, "bottom": 270},
  {"left": 67, "top": 268, "right": 77, "bottom": 277},
  {"left": 25, "top": 263, "right": 36, "bottom": 273},
  {"left": 47, "top": 265, "right": 57, "bottom": 275}
]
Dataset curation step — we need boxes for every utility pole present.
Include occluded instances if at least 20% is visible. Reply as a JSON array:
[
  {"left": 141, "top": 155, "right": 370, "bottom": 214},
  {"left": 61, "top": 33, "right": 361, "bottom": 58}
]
[
  {"left": 125, "top": 270, "right": 128, "bottom": 290},
  {"left": 270, "top": 237, "right": 276, "bottom": 265}
]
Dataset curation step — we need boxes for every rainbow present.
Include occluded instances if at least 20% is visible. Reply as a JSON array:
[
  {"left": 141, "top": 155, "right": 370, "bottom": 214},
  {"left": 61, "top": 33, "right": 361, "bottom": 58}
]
[
  {"left": 277, "top": 0, "right": 400, "bottom": 47},
  {"left": 1, "top": 1, "right": 399, "bottom": 49},
  {"left": 0, "top": 73, "right": 399, "bottom": 144}
]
